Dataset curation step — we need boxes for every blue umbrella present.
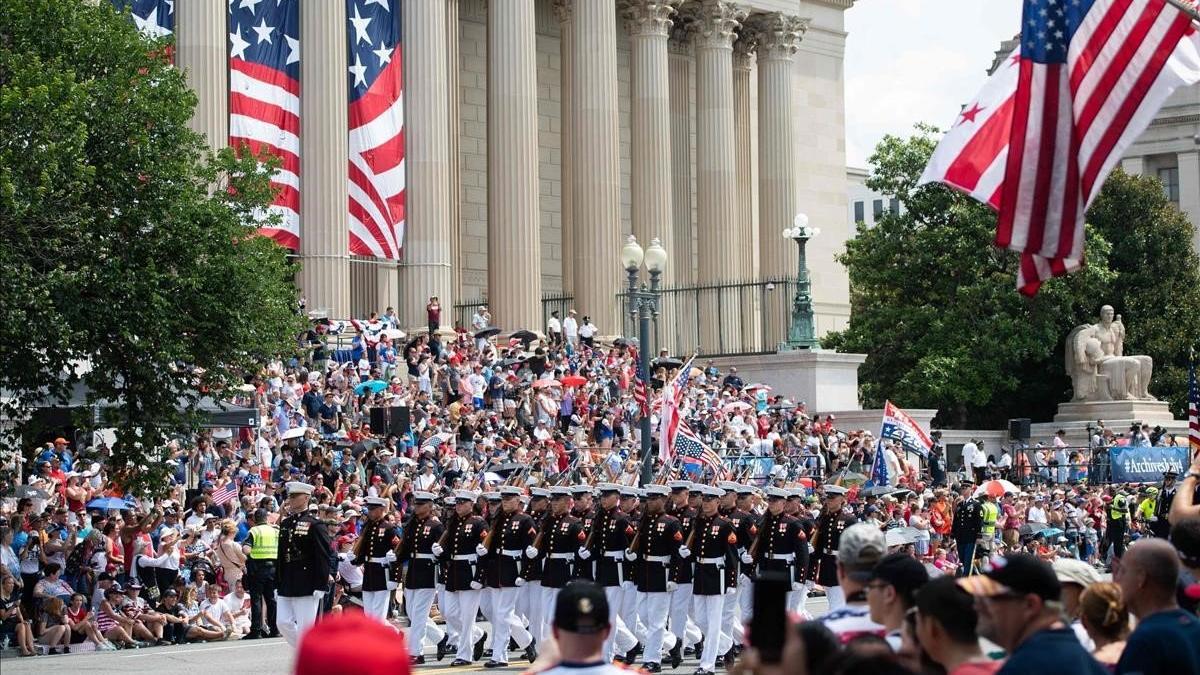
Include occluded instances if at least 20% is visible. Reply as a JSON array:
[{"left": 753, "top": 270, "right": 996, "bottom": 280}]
[
  {"left": 1038, "top": 527, "right": 1064, "bottom": 539},
  {"left": 354, "top": 379, "right": 388, "bottom": 395},
  {"left": 87, "top": 497, "right": 133, "bottom": 511}
]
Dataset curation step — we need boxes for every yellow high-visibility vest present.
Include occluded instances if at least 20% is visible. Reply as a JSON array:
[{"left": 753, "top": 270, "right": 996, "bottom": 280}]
[{"left": 247, "top": 525, "right": 278, "bottom": 560}]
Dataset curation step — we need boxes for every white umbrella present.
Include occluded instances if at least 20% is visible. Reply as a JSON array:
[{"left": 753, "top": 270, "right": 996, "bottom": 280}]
[
  {"left": 483, "top": 471, "right": 503, "bottom": 484},
  {"left": 973, "top": 479, "right": 1019, "bottom": 498},
  {"left": 745, "top": 383, "right": 772, "bottom": 392},
  {"left": 280, "top": 427, "right": 307, "bottom": 440},
  {"left": 383, "top": 328, "right": 406, "bottom": 340},
  {"left": 723, "top": 401, "right": 752, "bottom": 413}
]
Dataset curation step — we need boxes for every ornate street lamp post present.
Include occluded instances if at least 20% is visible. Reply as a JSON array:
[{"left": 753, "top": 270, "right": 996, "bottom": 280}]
[
  {"left": 621, "top": 235, "right": 667, "bottom": 486},
  {"left": 780, "top": 213, "right": 821, "bottom": 350}
]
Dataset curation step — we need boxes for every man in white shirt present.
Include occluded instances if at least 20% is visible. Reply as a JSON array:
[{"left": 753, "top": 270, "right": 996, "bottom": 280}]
[
  {"left": 199, "top": 584, "right": 235, "bottom": 637},
  {"left": 562, "top": 310, "right": 579, "bottom": 348},
  {"left": 578, "top": 316, "right": 597, "bottom": 349},
  {"left": 1026, "top": 496, "right": 1049, "bottom": 526},
  {"left": 1052, "top": 430, "right": 1069, "bottom": 484},
  {"left": 546, "top": 311, "right": 563, "bottom": 347}
]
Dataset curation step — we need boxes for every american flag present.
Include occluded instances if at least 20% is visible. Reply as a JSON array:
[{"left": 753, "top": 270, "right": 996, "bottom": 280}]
[
  {"left": 630, "top": 348, "right": 649, "bottom": 418},
  {"left": 229, "top": 0, "right": 301, "bottom": 250},
  {"left": 347, "top": 0, "right": 406, "bottom": 260},
  {"left": 921, "top": 0, "right": 1200, "bottom": 295},
  {"left": 657, "top": 355, "right": 696, "bottom": 463},
  {"left": 675, "top": 422, "right": 727, "bottom": 479},
  {"left": 111, "top": 0, "right": 173, "bottom": 39},
  {"left": 1189, "top": 348, "right": 1200, "bottom": 459},
  {"left": 212, "top": 480, "right": 239, "bottom": 507}
]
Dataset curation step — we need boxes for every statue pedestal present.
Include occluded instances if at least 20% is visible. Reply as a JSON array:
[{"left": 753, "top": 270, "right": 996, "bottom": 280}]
[
  {"left": 709, "top": 350, "right": 867, "bottom": 412},
  {"left": 1052, "top": 399, "right": 1176, "bottom": 424}
]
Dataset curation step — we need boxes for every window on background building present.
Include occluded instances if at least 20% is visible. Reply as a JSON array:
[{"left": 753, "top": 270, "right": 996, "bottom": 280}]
[
  {"left": 889, "top": 198, "right": 900, "bottom": 214},
  {"left": 854, "top": 200, "right": 864, "bottom": 224},
  {"left": 872, "top": 199, "right": 884, "bottom": 219},
  {"left": 1157, "top": 166, "right": 1179, "bottom": 203}
]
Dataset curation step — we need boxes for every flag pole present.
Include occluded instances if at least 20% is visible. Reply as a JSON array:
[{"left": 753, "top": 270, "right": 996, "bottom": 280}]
[{"left": 1164, "top": 0, "right": 1200, "bottom": 24}]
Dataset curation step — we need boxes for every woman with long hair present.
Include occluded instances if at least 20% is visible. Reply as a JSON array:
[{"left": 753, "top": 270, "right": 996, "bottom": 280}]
[
  {"left": 1079, "top": 582, "right": 1130, "bottom": 671},
  {"left": 0, "top": 573, "right": 36, "bottom": 656},
  {"left": 214, "top": 520, "right": 246, "bottom": 593},
  {"left": 64, "top": 592, "right": 114, "bottom": 650},
  {"left": 36, "top": 597, "right": 73, "bottom": 654}
]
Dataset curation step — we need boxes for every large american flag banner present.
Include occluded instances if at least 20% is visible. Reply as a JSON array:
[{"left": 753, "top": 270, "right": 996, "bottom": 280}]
[
  {"left": 111, "top": 0, "right": 173, "bottom": 39},
  {"left": 675, "top": 422, "right": 727, "bottom": 479},
  {"left": 229, "top": 0, "right": 301, "bottom": 250},
  {"left": 347, "top": 0, "right": 406, "bottom": 260},
  {"left": 921, "top": 0, "right": 1200, "bottom": 295}
]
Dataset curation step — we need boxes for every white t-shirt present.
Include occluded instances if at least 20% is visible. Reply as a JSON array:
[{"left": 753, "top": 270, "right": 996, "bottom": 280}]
[
  {"left": 547, "top": 316, "right": 562, "bottom": 333},
  {"left": 562, "top": 317, "right": 578, "bottom": 338},
  {"left": 1027, "top": 505, "right": 1048, "bottom": 524},
  {"left": 199, "top": 597, "right": 229, "bottom": 627}
]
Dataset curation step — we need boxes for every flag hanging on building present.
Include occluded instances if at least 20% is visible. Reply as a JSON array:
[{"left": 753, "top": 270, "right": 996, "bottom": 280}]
[
  {"left": 1188, "top": 348, "right": 1200, "bottom": 459},
  {"left": 675, "top": 422, "right": 727, "bottom": 479},
  {"left": 879, "top": 400, "right": 934, "bottom": 459},
  {"left": 920, "top": 0, "right": 1200, "bottom": 295},
  {"left": 111, "top": 0, "right": 173, "bottom": 39},
  {"left": 347, "top": 0, "right": 406, "bottom": 260},
  {"left": 229, "top": 0, "right": 301, "bottom": 250}
]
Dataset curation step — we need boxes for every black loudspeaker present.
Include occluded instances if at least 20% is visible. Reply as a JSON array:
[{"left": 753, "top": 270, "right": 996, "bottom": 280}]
[
  {"left": 1008, "top": 418, "right": 1031, "bottom": 441},
  {"left": 389, "top": 406, "right": 411, "bottom": 437},
  {"left": 370, "top": 407, "right": 388, "bottom": 433}
]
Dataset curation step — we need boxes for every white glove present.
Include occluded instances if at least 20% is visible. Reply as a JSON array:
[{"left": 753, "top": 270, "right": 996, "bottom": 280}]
[
  {"left": 384, "top": 550, "right": 397, "bottom": 563},
  {"left": 677, "top": 546, "right": 691, "bottom": 559},
  {"left": 475, "top": 543, "right": 488, "bottom": 557},
  {"left": 666, "top": 581, "right": 678, "bottom": 592},
  {"left": 791, "top": 581, "right": 802, "bottom": 591},
  {"left": 578, "top": 547, "right": 591, "bottom": 560},
  {"left": 738, "top": 573, "right": 752, "bottom": 586},
  {"left": 804, "top": 580, "right": 815, "bottom": 591},
  {"left": 431, "top": 543, "right": 444, "bottom": 557},
  {"left": 470, "top": 580, "right": 483, "bottom": 590},
  {"left": 312, "top": 590, "right": 326, "bottom": 599},
  {"left": 622, "top": 580, "right": 636, "bottom": 589},
  {"left": 725, "top": 586, "right": 737, "bottom": 595},
  {"left": 740, "top": 552, "right": 753, "bottom": 565},
  {"left": 514, "top": 577, "right": 526, "bottom": 587},
  {"left": 525, "top": 545, "right": 539, "bottom": 559},
  {"left": 625, "top": 549, "right": 637, "bottom": 561}
]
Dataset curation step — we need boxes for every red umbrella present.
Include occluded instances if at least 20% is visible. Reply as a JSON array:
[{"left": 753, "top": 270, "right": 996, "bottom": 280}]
[
  {"left": 561, "top": 375, "right": 587, "bottom": 388},
  {"left": 973, "top": 479, "right": 1019, "bottom": 498}
]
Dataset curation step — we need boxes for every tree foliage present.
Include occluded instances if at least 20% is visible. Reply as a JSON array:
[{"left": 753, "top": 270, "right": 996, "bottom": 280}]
[
  {"left": 824, "top": 125, "right": 1116, "bottom": 428},
  {"left": 0, "top": 0, "right": 305, "bottom": 494}
]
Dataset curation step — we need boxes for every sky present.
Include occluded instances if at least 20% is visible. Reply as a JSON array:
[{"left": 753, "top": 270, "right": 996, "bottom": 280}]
[{"left": 843, "top": 0, "right": 1023, "bottom": 168}]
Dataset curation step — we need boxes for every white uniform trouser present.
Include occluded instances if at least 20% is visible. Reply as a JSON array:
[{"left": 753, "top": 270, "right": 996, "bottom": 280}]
[
  {"left": 637, "top": 592, "right": 671, "bottom": 664},
  {"left": 786, "top": 585, "right": 811, "bottom": 618},
  {"left": 362, "top": 589, "right": 391, "bottom": 623},
  {"left": 602, "top": 585, "right": 638, "bottom": 660},
  {"left": 825, "top": 585, "right": 846, "bottom": 611},
  {"left": 694, "top": 593, "right": 726, "bottom": 671},
  {"left": 667, "top": 584, "right": 702, "bottom": 648},
  {"left": 540, "top": 585, "right": 562, "bottom": 644},
  {"left": 444, "top": 589, "right": 482, "bottom": 662},
  {"left": 718, "top": 588, "right": 739, "bottom": 655},
  {"left": 404, "top": 587, "right": 441, "bottom": 656},
  {"left": 620, "top": 582, "right": 644, "bottom": 644},
  {"left": 480, "top": 586, "right": 531, "bottom": 662},
  {"left": 523, "top": 581, "right": 545, "bottom": 644},
  {"left": 276, "top": 593, "right": 321, "bottom": 647}
]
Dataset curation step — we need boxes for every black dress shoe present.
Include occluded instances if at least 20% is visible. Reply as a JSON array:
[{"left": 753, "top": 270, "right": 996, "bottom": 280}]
[
  {"left": 242, "top": 631, "right": 263, "bottom": 641},
  {"left": 484, "top": 660, "right": 509, "bottom": 668},
  {"left": 508, "top": 637, "right": 519, "bottom": 651},
  {"left": 624, "top": 645, "right": 641, "bottom": 663},
  {"left": 267, "top": 631, "right": 281, "bottom": 639},
  {"left": 694, "top": 640, "right": 704, "bottom": 660},
  {"left": 410, "top": 655, "right": 425, "bottom": 665},
  {"left": 643, "top": 662, "right": 663, "bottom": 673},
  {"left": 693, "top": 669, "right": 714, "bottom": 675},
  {"left": 524, "top": 642, "right": 538, "bottom": 662},
  {"left": 684, "top": 646, "right": 695, "bottom": 656},
  {"left": 474, "top": 632, "right": 489, "bottom": 662},
  {"left": 714, "top": 654, "right": 725, "bottom": 669},
  {"left": 451, "top": 658, "right": 472, "bottom": 666},
  {"left": 436, "top": 635, "right": 449, "bottom": 661},
  {"left": 669, "top": 644, "right": 683, "bottom": 669}
]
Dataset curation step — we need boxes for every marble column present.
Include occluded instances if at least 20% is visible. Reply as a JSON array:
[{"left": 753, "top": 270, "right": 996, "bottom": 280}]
[
  {"left": 555, "top": 0, "right": 575, "bottom": 298},
  {"left": 627, "top": 1, "right": 679, "bottom": 285},
  {"left": 694, "top": 0, "right": 745, "bottom": 353},
  {"left": 754, "top": 14, "right": 805, "bottom": 345},
  {"left": 487, "top": 0, "right": 542, "bottom": 331},
  {"left": 733, "top": 35, "right": 758, "bottom": 349},
  {"left": 668, "top": 37, "right": 694, "bottom": 286},
  {"left": 298, "top": 1, "right": 349, "bottom": 318},
  {"left": 1178, "top": 150, "right": 1200, "bottom": 254},
  {"left": 447, "top": 0, "right": 463, "bottom": 303},
  {"left": 570, "top": 0, "right": 622, "bottom": 333},
  {"left": 400, "top": 0, "right": 452, "bottom": 330},
  {"left": 176, "top": 1, "right": 228, "bottom": 152}
]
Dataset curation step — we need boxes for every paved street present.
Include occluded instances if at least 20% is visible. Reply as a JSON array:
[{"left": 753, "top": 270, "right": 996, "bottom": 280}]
[{"left": 0, "top": 594, "right": 832, "bottom": 674}]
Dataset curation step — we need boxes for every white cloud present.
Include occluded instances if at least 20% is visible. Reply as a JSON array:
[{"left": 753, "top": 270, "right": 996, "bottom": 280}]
[{"left": 844, "top": 0, "right": 1022, "bottom": 167}]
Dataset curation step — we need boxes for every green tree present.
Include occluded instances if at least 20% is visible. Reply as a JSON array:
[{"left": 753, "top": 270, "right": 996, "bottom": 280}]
[
  {"left": 824, "top": 125, "right": 1116, "bottom": 428},
  {"left": 0, "top": 0, "right": 305, "bottom": 494},
  {"left": 1085, "top": 170, "right": 1200, "bottom": 418}
]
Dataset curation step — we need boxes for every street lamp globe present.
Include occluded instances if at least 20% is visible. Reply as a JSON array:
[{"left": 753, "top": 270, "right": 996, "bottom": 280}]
[
  {"left": 621, "top": 235, "right": 644, "bottom": 271},
  {"left": 644, "top": 237, "right": 668, "bottom": 273}
]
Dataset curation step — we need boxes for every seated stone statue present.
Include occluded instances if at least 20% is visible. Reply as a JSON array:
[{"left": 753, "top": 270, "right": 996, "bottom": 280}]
[{"left": 1065, "top": 305, "right": 1154, "bottom": 402}]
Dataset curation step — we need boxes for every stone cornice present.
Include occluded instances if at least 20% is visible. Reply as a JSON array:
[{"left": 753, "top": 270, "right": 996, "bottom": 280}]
[
  {"left": 691, "top": 0, "right": 746, "bottom": 50},
  {"left": 623, "top": 0, "right": 682, "bottom": 38},
  {"left": 746, "top": 12, "right": 808, "bottom": 61}
]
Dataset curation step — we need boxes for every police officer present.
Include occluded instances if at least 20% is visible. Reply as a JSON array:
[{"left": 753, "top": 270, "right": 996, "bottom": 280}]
[
  {"left": 809, "top": 485, "right": 855, "bottom": 608},
  {"left": 951, "top": 481, "right": 983, "bottom": 576},
  {"left": 1152, "top": 470, "right": 1178, "bottom": 539},
  {"left": 353, "top": 496, "right": 401, "bottom": 624},
  {"left": 240, "top": 508, "right": 278, "bottom": 640},
  {"left": 979, "top": 491, "right": 1000, "bottom": 554},
  {"left": 436, "top": 489, "right": 488, "bottom": 666},
  {"left": 628, "top": 484, "right": 682, "bottom": 673},
  {"left": 683, "top": 484, "right": 739, "bottom": 675},
  {"left": 478, "top": 485, "right": 537, "bottom": 668},
  {"left": 276, "top": 481, "right": 335, "bottom": 646},
  {"left": 399, "top": 491, "right": 445, "bottom": 665},
  {"left": 1104, "top": 490, "right": 1130, "bottom": 563},
  {"left": 753, "top": 487, "right": 810, "bottom": 613},
  {"left": 579, "top": 483, "right": 637, "bottom": 661}
]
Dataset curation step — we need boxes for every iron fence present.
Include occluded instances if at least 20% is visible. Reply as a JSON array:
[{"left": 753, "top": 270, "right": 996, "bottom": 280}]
[{"left": 451, "top": 294, "right": 576, "bottom": 335}]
